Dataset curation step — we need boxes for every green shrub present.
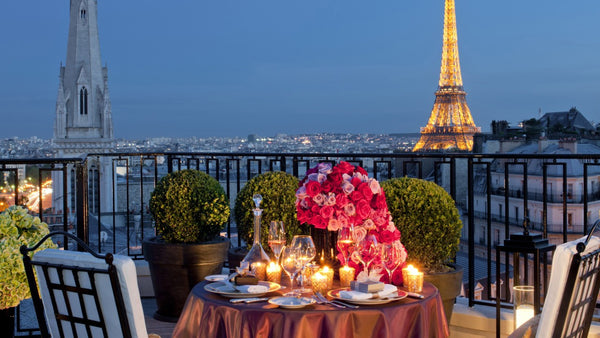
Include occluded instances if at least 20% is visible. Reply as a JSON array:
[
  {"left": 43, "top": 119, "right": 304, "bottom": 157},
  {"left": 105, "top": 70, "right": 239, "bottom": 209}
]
[
  {"left": 149, "top": 170, "right": 230, "bottom": 243},
  {"left": 381, "top": 177, "right": 462, "bottom": 273},
  {"left": 234, "top": 171, "right": 308, "bottom": 250},
  {"left": 0, "top": 206, "right": 56, "bottom": 309}
]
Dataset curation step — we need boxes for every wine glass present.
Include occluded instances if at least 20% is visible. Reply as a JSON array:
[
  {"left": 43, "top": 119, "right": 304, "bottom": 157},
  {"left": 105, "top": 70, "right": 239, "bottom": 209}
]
[
  {"left": 380, "top": 243, "right": 402, "bottom": 284},
  {"left": 291, "top": 235, "right": 316, "bottom": 293},
  {"left": 357, "top": 233, "right": 378, "bottom": 274},
  {"left": 268, "top": 221, "right": 286, "bottom": 263},
  {"left": 336, "top": 227, "right": 353, "bottom": 266},
  {"left": 281, "top": 246, "right": 301, "bottom": 296}
]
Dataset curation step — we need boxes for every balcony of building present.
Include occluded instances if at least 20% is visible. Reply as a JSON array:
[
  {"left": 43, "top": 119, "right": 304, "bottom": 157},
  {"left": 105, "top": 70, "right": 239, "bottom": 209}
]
[{"left": 4, "top": 151, "right": 600, "bottom": 337}]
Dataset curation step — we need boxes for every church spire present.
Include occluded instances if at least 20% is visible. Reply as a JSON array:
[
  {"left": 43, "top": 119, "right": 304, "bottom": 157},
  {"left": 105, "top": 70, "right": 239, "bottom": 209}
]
[{"left": 413, "top": 0, "right": 480, "bottom": 152}]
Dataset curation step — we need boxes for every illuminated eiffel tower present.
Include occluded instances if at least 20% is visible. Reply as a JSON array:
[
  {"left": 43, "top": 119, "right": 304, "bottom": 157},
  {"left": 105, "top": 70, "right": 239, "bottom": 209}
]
[{"left": 413, "top": 0, "right": 480, "bottom": 152}]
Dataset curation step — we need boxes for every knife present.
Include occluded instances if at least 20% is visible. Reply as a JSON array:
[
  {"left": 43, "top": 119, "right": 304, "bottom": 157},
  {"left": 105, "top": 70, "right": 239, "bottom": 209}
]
[
  {"left": 406, "top": 292, "right": 424, "bottom": 299},
  {"left": 230, "top": 297, "right": 269, "bottom": 304}
]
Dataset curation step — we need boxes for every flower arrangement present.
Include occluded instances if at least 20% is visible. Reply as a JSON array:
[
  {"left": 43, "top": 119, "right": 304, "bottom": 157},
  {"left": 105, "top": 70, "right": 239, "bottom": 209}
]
[
  {"left": 0, "top": 206, "right": 56, "bottom": 309},
  {"left": 295, "top": 161, "right": 407, "bottom": 283}
]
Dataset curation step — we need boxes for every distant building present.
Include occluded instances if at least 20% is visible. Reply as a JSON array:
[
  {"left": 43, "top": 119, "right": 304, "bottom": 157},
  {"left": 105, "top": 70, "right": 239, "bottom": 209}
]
[
  {"left": 52, "top": 0, "right": 114, "bottom": 215},
  {"left": 539, "top": 107, "right": 596, "bottom": 137}
]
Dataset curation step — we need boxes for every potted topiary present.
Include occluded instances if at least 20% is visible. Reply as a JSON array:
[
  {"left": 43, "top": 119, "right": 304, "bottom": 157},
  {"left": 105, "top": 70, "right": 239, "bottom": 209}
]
[
  {"left": 381, "top": 176, "right": 463, "bottom": 323},
  {"left": 232, "top": 171, "right": 308, "bottom": 268},
  {"left": 0, "top": 206, "right": 56, "bottom": 337},
  {"left": 143, "top": 169, "right": 230, "bottom": 322}
]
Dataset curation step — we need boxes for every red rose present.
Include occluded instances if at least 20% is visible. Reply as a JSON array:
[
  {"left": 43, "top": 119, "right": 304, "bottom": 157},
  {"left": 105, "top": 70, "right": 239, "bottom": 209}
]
[
  {"left": 351, "top": 177, "right": 362, "bottom": 188},
  {"left": 335, "top": 161, "right": 355, "bottom": 175},
  {"left": 356, "top": 199, "right": 371, "bottom": 219},
  {"left": 350, "top": 190, "right": 364, "bottom": 202},
  {"left": 311, "top": 204, "right": 320, "bottom": 214},
  {"left": 379, "top": 230, "right": 396, "bottom": 244},
  {"left": 328, "top": 172, "right": 342, "bottom": 186},
  {"left": 336, "top": 194, "right": 349, "bottom": 207},
  {"left": 310, "top": 215, "right": 328, "bottom": 229},
  {"left": 321, "top": 180, "right": 333, "bottom": 193},
  {"left": 373, "top": 194, "right": 387, "bottom": 210},
  {"left": 391, "top": 268, "right": 404, "bottom": 286},
  {"left": 357, "top": 182, "right": 373, "bottom": 201},
  {"left": 319, "top": 205, "right": 334, "bottom": 219},
  {"left": 306, "top": 181, "right": 321, "bottom": 197}
]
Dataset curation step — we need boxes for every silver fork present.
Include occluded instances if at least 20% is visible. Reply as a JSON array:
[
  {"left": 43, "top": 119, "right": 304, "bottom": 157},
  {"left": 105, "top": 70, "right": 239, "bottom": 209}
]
[{"left": 315, "top": 292, "right": 357, "bottom": 309}]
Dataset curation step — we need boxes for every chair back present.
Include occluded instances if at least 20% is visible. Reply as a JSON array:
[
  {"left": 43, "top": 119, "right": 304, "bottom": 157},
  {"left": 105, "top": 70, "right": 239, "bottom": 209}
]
[
  {"left": 536, "top": 230, "right": 600, "bottom": 338},
  {"left": 21, "top": 231, "right": 148, "bottom": 338}
]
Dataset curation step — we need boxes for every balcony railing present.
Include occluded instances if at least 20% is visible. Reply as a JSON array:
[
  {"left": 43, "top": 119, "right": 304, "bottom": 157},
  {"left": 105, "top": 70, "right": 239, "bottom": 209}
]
[{"left": 4, "top": 151, "right": 600, "bottom": 330}]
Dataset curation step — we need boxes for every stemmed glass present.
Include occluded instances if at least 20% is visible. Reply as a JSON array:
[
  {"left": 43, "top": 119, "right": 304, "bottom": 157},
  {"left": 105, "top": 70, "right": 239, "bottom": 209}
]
[
  {"left": 268, "top": 221, "right": 286, "bottom": 263},
  {"left": 380, "top": 243, "right": 402, "bottom": 284},
  {"left": 356, "top": 233, "right": 378, "bottom": 274},
  {"left": 281, "top": 246, "right": 301, "bottom": 296},
  {"left": 336, "top": 227, "right": 353, "bottom": 266},
  {"left": 291, "top": 235, "right": 316, "bottom": 293}
]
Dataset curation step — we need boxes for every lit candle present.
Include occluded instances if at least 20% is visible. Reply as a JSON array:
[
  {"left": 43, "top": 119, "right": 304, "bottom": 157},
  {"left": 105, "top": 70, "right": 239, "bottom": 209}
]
[
  {"left": 251, "top": 262, "right": 267, "bottom": 281},
  {"left": 339, "top": 265, "right": 355, "bottom": 288},
  {"left": 320, "top": 266, "right": 334, "bottom": 289},
  {"left": 266, "top": 262, "right": 281, "bottom": 283},
  {"left": 402, "top": 264, "right": 416, "bottom": 285},
  {"left": 311, "top": 272, "right": 328, "bottom": 295},
  {"left": 515, "top": 305, "right": 535, "bottom": 328},
  {"left": 405, "top": 266, "right": 423, "bottom": 293}
]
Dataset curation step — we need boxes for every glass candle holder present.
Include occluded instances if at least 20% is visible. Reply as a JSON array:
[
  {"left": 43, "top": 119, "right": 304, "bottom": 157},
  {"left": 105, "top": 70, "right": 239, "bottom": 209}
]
[
  {"left": 311, "top": 272, "right": 328, "bottom": 295},
  {"left": 251, "top": 262, "right": 267, "bottom": 281},
  {"left": 266, "top": 262, "right": 281, "bottom": 284},
  {"left": 406, "top": 270, "right": 423, "bottom": 293},
  {"left": 339, "top": 265, "right": 355, "bottom": 288},
  {"left": 513, "top": 285, "right": 535, "bottom": 329},
  {"left": 302, "top": 263, "right": 320, "bottom": 287},
  {"left": 402, "top": 264, "right": 416, "bottom": 286},
  {"left": 320, "top": 266, "right": 334, "bottom": 289}
]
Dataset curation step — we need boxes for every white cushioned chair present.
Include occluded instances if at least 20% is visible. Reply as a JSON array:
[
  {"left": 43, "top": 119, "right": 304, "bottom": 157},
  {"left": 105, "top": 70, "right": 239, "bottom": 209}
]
[
  {"left": 21, "top": 231, "right": 149, "bottom": 338},
  {"left": 510, "top": 226, "right": 600, "bottom": 338}
]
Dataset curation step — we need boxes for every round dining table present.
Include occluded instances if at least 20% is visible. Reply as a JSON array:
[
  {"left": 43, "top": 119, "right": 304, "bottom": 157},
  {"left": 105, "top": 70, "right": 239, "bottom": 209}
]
[{"left": 172, "top": 281, "right": 449, "bottom": 338}]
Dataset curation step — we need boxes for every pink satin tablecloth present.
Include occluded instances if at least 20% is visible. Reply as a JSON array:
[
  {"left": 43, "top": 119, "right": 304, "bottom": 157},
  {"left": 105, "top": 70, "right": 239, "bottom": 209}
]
[{"left": 172, "top": 281, "right": 449, "bottom": 338}]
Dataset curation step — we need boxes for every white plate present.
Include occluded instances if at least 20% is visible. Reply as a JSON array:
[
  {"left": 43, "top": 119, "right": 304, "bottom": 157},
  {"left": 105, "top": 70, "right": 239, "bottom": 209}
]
[
  {"left": 204, "top": 281, "right": 281, "bottom": 298},
  {"left": 205, "top": 274, "right": 229, "bottom": 282},
  {"left": 328, "top": 288, "right": 407, "bottom": 305},
  {"left": 268, "top": 296, "right": 316, "bottom": 309}
]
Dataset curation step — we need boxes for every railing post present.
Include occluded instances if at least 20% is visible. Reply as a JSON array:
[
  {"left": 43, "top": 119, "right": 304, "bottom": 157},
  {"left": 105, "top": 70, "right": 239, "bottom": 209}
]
[{"left": 76, "top": 161, "right": 89, "bottom": 246}]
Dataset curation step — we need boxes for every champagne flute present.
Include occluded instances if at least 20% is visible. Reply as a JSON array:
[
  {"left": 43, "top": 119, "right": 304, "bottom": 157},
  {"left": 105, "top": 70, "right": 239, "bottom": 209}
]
[
  {"left": 336, "top": 227, "right": 353, "bottom": 266},
  {"left": 281, "top": 246, "right": 301, "bottom": 296},
  {"left": 380, "top": 243, "right": 402, "bottom": 284},
  {"left": 268, "top": 221, "right": 286, "bottom": 263},
  {"left": 291, "top": 235, "right": 316, "bottom": 293}
]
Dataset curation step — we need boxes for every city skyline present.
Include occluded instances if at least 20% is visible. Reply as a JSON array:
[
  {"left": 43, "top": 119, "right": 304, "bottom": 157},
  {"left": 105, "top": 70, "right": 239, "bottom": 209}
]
[{"left": 1, "top": 1, "right": 599, "bottom": 139}]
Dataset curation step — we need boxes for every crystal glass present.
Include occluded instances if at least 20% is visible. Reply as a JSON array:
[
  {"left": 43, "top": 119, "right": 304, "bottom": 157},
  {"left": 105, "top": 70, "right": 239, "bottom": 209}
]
[
  {"left": 356, "top": 233, "right": 378, "bottom": 274},
  {"left": 268, "top": 221, "right": 286, "bottom": 263},
  {"left": 336, "top": 227, "right": 353, "bottom": 266},
  {"left": 291, "top": 235, "right": 316, "bottom": 293},
  {"left": 241, "top": 194, "right": 270, "bottom": 271},
  {"left": 380, "top": 243, "right": 402, "bottom": 284},
  {"left": 281, "top": 246, "right": 301, "bottom": 296}
]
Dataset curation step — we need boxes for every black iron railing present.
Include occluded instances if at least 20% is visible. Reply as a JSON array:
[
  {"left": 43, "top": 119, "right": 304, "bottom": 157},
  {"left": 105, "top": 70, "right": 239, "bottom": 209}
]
[{"left": 5, "top": 151, "right": 600, "bottom": 319}]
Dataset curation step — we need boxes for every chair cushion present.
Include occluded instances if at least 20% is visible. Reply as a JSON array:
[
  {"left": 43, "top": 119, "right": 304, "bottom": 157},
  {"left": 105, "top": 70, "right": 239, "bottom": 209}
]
[
  {"left": 33, "top": 249, "right": 148, "bottom": 338},
  {"left": 536, "top": 235, "right": 600, "bottom": 338}
]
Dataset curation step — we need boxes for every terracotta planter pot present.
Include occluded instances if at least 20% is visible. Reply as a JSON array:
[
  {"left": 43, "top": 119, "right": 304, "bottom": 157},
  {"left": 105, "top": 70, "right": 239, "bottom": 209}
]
[
  {"left": 143, "top": 236, "right": 230, "bottom": 322},
  {"left": 423, "top": 264, "right": 463, "bottom": 324}
]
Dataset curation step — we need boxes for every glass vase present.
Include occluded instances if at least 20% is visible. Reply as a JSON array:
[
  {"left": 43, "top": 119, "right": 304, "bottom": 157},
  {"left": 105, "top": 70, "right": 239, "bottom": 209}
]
[{"left": 310, "top": 227, "right": 339, "bottom": 272}]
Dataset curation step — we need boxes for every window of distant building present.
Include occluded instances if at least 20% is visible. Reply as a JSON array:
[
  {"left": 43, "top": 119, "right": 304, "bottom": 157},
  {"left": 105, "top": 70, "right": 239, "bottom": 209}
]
[
  {"left": 568, "top": 213, "right": 573, "bottom": 231},
  {"left": 79, "top": 87, "right": 88, "bottom": 115},
  {"left": 494, "top": 229, "right": 500, "bottom": 246},
  {"left": 81, "top": 9, "right": 86, "bottom": 19},
  {"left": 480, "top": 226, "right": 485, "bottom": 245}
]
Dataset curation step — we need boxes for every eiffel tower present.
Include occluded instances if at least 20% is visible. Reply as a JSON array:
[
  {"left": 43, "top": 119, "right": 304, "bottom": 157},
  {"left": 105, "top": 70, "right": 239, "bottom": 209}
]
[{"left": 413, "top": 0, "right": 480, "bottom": 152}]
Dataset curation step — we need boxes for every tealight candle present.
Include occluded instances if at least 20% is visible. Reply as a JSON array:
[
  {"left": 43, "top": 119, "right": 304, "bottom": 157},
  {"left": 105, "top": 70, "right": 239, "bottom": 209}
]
[
  {"left": 402, "top": 264, "right": 416, "bottom": 285},
  {"left": 406, "top": 267, "right": 423, "bottom": 293},
  {"left": 251, "top": 262, "right": 267, "bottom": 281},
  {"left": 311, "top": 272, "right": 328, "bottom": 295},
  {"left": 339, "top": 265, "right": 355, "bottom": 288},
  {"left": 320, "top": 266, "right": 334, "bottom": 289},
  {"left": 266, "top": 262, "right": 281, "bottom": 283}
]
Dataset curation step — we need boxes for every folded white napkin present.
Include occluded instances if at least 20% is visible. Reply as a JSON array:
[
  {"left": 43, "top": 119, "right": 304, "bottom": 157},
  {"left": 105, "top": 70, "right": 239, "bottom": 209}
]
[
  {"left": 235, "top": 284, "right": 269, "bottom": 294},
  {"left": 339, "top": 284, "right": 398, "bottom": 300}
]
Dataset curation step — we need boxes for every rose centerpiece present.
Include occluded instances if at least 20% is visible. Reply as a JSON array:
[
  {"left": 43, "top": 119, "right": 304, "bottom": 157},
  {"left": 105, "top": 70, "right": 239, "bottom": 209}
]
[{"left": 295, "top": 161, "right": 407, "bottom": 284}]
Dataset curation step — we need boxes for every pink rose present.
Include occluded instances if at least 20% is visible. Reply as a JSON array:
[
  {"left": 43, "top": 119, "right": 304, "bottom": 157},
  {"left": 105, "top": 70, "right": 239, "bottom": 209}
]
[
  {"left": 295, "top": 186, "right": 308, "bottom": 199},
  {"left": 327, "top": 218, "right": 341, "bottom": 231},
  {"left": 342, "top": 181, "right": 355, "bottom": 194},
  {"left": 324, "top": 193, "right": 336, "bottom": 206},
  {"left": 313, "top": 193, "right": 325, "bottom": 206},
  {"left": 362, "top": 219, "right": 376, "bottom": 230},
  {"left": 319, "top": 205, "right": 334, "bottom": 219},
  {"left": 353, "top": 226, "right": 367, "bottom": 243},
  {"left": 306, "top": 181, "right": 321, "bottom": 197},
  {"left": 368, "top": 179, "right": 381, "bottom": 195},
  {"left": 344, "top": 203, "right": 356, "bottom": 217}
]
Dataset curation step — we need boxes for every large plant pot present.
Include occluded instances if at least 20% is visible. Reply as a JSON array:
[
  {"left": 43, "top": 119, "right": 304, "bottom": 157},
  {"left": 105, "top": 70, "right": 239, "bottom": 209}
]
[
  {"left": 423, "top": 264, "right": 463, "bottom": 324},
  {"left": 143, "top": 236, "right": 230, "bottom": 322}
]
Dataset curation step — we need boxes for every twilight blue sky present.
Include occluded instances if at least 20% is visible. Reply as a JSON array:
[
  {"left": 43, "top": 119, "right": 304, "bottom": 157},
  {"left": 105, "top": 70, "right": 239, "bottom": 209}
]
[{"left": 1, "top": 1, "right": 599, "bottom": 139}]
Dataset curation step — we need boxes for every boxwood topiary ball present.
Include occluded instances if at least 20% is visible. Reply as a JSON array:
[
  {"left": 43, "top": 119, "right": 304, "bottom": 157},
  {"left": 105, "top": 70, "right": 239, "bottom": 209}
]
[{"left": 149, "top": 169, "right": 230, "bottom": 243}]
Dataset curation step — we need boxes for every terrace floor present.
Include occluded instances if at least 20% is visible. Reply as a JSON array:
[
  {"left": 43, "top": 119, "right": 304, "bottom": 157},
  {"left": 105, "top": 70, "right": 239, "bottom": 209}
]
[{"left": 142, "top": 298, "right": 176, "bottom": 337}]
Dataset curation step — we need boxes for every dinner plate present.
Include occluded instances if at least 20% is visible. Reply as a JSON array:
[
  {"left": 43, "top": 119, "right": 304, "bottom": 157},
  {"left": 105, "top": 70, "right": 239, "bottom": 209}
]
[
  {"left": 205, "top": 274, "right": 229, "bottom": 282},
  {"left": 205, "top": 281, "right": 281, "bottom": 298},
  {"left": 328, "top": 288, "right": 407, "bottom": 305},
  {"left": 268, "top": 296, "right": 316, "bottom": 309}
]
